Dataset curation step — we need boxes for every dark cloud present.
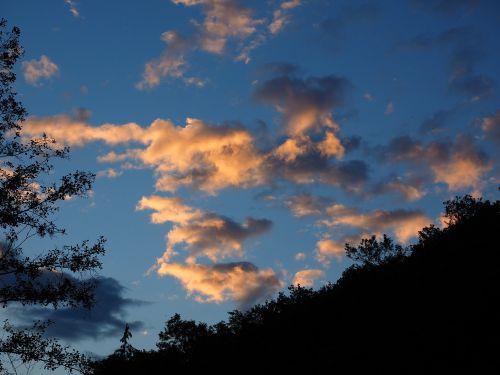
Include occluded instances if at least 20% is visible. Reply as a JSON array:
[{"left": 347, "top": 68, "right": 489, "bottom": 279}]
[
  {"left": 370, "top": 174, "right": 427, "bottom": 201},
  {"left": 256, "top": 62, "right": 301, "bottom": 78},
  {"left": 395, "top": 26, "right": 495, "bottom": 100},
  {"left": 412, "top": 0, "right": 480, "bottom": 15},
  {"left": 253, "top": 74, "right": 352, "bottom": 135},
  {"left": 420, "top": 107, "right": 457, "bottom": 134},
  {"left": 320, "top": 3, "right": 380, "bottom": 37},
  {"left": 16, "top": 277, "right": 145, "bottom": 342}
]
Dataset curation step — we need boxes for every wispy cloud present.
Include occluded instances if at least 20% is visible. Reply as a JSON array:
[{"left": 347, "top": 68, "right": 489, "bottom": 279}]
[{"left": 64, "top": 0, "right": 80, "bottom": 18}]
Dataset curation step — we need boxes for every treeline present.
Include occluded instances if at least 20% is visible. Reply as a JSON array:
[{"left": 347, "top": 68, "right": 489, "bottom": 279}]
[{"left": 93, "top": 195, "right": 500, "bottom": 374}]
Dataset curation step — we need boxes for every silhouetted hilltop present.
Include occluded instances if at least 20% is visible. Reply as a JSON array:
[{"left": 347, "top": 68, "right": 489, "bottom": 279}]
[{"left": 93, "top": 195, "right": 500, "bottom": 374}]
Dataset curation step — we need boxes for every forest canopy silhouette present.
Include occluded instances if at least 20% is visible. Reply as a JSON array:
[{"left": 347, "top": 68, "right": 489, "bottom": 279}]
[{"left": 94, "top": 194, "right": 500, "bottom": 374}]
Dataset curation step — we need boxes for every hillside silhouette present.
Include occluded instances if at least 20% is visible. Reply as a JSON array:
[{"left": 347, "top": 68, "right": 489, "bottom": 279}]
[{"left": 93, "top": 195, "right": 500, "bottom": 374}]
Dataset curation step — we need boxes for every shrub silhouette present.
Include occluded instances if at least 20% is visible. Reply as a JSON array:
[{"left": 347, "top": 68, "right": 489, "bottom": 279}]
[{"left": 94, "top": 195, "right": 500, "bottom": 374}]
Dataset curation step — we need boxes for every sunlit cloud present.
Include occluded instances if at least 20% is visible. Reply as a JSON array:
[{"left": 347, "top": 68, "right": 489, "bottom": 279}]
[
  {"left": 269, "top": 0, "right": 301, "bottom": 35},
  {"left": 136, "top": 30, "right": 200, "bottom": 90},
  {"left": 320, "top": 206, "right": 431, "bottom": 243},
  {"left": 64, "top": 0, "right": 80, "bottom": 18},
  {"left": 315, "top": 233, "right": 366, "bottom": 265},
  {"left": 157, "top": 262, "right": 283, "bottom": 308},
  {"left": 284, "top": 194, "right": 329, "bottom": 218},
  {"left": 22, "top": 55, "right": 59, "bottom": 85},
  {"left": 480, "top": 110, "right": 500, "bottom": 145},
  {"left": 372, "top": 175, "right": 427, "bottom": 201},
  {"left": 96, "top": 168, "right": 123, "bottom": 179},
  {"left": 23, "top": 116, "right": 266, "bottom": 194},
  {"left": 254, "top": 74, "right": 351, "bottom": 136},
  {"left": 137, "top": 195, "right": 272, "bottom": 263},
  {"left": 292, "top": 269, "right": 324, "bottom": 287},
  {"left": 295, "top": 252, "right": 306, "bottom": 261},
  {"left": 379, "top": 134, "right": 492, "bottom": 192}
]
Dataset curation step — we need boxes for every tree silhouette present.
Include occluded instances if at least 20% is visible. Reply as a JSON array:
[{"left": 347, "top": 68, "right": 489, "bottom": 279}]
[
  {"left": 93, "top": 194, "right": 500, "bottom": 374},
  {"left": 115, "top": 324, "right": 136, "bottom": 360},
  {"left": 0, "top": 19, "right": 105, "bottom": 374}
]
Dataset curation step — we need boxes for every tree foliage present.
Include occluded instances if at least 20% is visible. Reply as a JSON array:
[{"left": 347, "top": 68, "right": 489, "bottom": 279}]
[
  {"left": 0, "top": 19, "right": 105, "bottom": 374},
  {"left": 94, "top": 194, "right": 500, "bottom": 374}
]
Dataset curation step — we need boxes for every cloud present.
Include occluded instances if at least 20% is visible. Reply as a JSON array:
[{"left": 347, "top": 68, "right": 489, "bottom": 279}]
[
  {"left": 320, "top": 3, "right": 380, "bottom": 38},
  {"left": 385, "top": 101, "right": 394, "bottom": 115},
  {"left": 412, "top": 0, "right": 480, "bottom": 15},
  {"left": 395, "top": 26, "right": 494, "bottom": 101},
  {"left": 269, "top": 0, "right": 301, "bottom": 35},
  {"left": 378, "top": 134, "right": 492, "bottom": 192},
  {"left": 157, "top": 262, "right": 283, "bottom": 308},
  {"left": 372, "top": 175, "right": 427, "bottom": 201},
  {"left": 480, "top": 110, "right": 500, "bottom": 145},
  {"left": 23, "top": 116, "right": 265, "bottom": 193},
  {"left": 137, "top": 195, "right": 272, "bottom": 263},
  {"left": 138, "top": 0, "right": 274, "bottom": 87},
  {"left": 136, "top": 30, "right": 203, "bottom": 89},
  {"left": 96, "top": 168, "right": 123, "bottom": 179},
  {"left": 419, "top": 107, "right": 456, "bottom": 134},
  {"left": 64, "top": 0, "right": 80, "bottom": 17},
  {"left": 15, "top": 277, "right": 145, "bottom": 341},
  {"left": 295, "top": 252, "right": 306, "bottom": 261},
  {"left": 173, "top": 0, "right": 260, "bottom": 54},
  {"left": 321, "top": 206, "right": 431, "bottom": 243},
  {"left": 23, "top": 115, "right": 144, "bottom": 147},
  {"left": 315, "top": 233, "right": 366, "bottom": 265},
  {"left": 22, "top": 55, "right": 59, "bottom": 85},
  {"left": 284, "top": 194, "right": 330, "bottom": 217},
  {"left": 254, "top": 74, "right": 352, "bottom": 136},
  {"left": 292, "top": 269, "right": 324, "bottom": 288}
]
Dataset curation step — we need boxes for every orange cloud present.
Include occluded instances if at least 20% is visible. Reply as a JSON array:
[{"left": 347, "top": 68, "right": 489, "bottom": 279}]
[
  {"left": 315, "top": 233, "right": 367, "bottom": 265},
  {"left": 157, "top": 262, "right": 283, "bottom": 307},
  {"left": 137, "top": 195, "right": 272, "bottom": 263},
  {"left": 322, "top": 207, "right": 430, "bottom": 243},
  {"left": 269, "top": 0, "right": 302, "bottom": 34},
  {"left": 380, "top": 134, "right": 492, "bottom": 193},
  {"left": 292, "top": 269, "right": 324, "bottom": 287}
]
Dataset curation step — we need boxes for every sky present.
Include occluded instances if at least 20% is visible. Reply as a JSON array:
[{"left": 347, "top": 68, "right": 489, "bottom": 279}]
[{"left": 2, "top": 0, "right": 500, "bottom": 362}]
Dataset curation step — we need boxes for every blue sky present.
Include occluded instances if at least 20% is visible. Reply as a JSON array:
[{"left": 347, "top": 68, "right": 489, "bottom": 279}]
[{"left": 3, "top": 0, "right": 500, "bottom": 360}]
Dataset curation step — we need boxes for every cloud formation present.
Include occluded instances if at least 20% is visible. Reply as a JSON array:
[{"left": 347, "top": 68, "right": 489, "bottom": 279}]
[
  {"left": 284, "top": 194, "right": 329, "bottom": 218},
  {"left": 269, "top": 0, "right": 301, "bottom": 35},
  {"left": 157, "top": 262, "right": 282, "bottom": 308},
  {"left": 378, "top": 134, "right": 492, "bottom": 192},
  {"left": 321, "top": 206, "right": 430, "bottom": 243},
  {"left": 138, "top": 1, "right": 307, "bottom": 88},
  {"left": 254, "top": 74, "right": 351, "bottom": 136},
  {"left": 22, "top": 55, "right": 59, "bottom": 85},
  {"left": 480, "top": 110, "right": 500, "bottom": 145},
  {"left": 395, "top": 26, "right": 494, "bottom": 101},
  {"left": 17, "top": 277, "right": 144, "bottom": 341},
  {"left": 22, "top": 112, "right": 368, "bottom": 195},
  {"left": 137, "top": 195, "right": 272, "bottom": 264},
  {"left": 292, "top": 269, "right": 324, "bottom": 287},
  {"left": 64, "top": 0, "right": 80, "bottom": 17}
]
